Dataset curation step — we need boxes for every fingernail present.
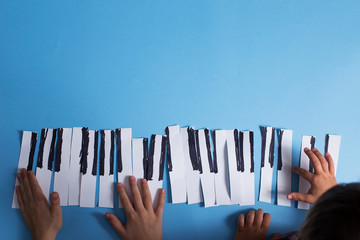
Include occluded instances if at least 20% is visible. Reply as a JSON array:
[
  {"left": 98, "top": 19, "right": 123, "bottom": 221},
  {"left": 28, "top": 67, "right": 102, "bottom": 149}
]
[
  {"left": 287, "top": 195, "right": 293, "bottom": 200},
  {"left": 21, "top": 169, "right": 27, "bottom": 175},
  {"left": 27, "top": 170, "right": 32, "bottom": 176},
  {"left": 17, "top": 173, "right": 22, "bottom": 180},
  {"left": 304, "top": 147, "right": 309, "bottom": 151},
  {"left": 161, "top": 189, "right": 165, "bottom": 194},
  {"left": 52, "top": 192, "right": 59, "bottom": 199},
  {"left": 142, "top": 179, "right": 147, "bottom": 184},
  {"left": 312, "top": 148, "right": 317, "bottom": 152},
  {"left": 130, "top": 176, "right": 135, "bottom": 182},
  {"left": 105, "top": 213, "right": 111, "bottom": 220},
  {"left": 118, "top": 182, "right": 123, "bottom": 188}
]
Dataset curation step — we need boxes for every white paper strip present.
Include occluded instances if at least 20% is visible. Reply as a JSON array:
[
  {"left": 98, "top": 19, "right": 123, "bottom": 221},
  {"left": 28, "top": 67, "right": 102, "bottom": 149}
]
[
  {"left": 12, "top": 131, "right": 37, "bottom": 208},
  {"left": 239, "top": 131, "right": 255, "bottom": 206},
  {"left": 68, "top": 127, "right": 84, "bottom": 205},
  {"left": 132, "top": 138, "right": 146, "bottom": 199},
  {"left": 116, "top": 128, "right": 132, "bottom": 208},
  {"left": 227, "top": 130, "right": 242, "bottom": 205},
  {"left": 36, "top": 128, "right": 56, "bottom": 201},
  {"left": 181, "top": 127, "right": 202, "bottom": 204},
  {"left": 165, "top": 125, "right": 187, "bottom": 204},
  {"left": 99, "top": 130, "right": 115, "bottom": 208},
  {"left": 259, "top": 126, "right": 275, "bottom": 203},
  {"left": 80, "top": 130, "right": 97, "bottom": 208},
  {"left": 147, "top": 135, "right": 166, "bottom": 208},
  {"left": 198, "top": 129, "right": 216, "bottom": 208},
  {"left": 53, "top": 128, "right": 72, "bottom": 206},
  {"left": 298, "top": 135, "right": 315, "bottom": 210},
  {"left": 277, "top": 129, "right": 293, "bottom": 207},
  {"left": 325, "top": 134, "right": 341, "bottom": 175},
  {"left": 213, "top": 130, "right": 231, "bottom": 205}
]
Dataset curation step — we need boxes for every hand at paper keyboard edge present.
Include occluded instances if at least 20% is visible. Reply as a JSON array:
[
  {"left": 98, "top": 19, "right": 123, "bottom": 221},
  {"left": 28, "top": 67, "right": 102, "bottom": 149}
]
[
  {"left": 16, "top": 168, "right": 63, "bottom": 240},
  {"left": 233, "top": 208, "right": 271, "bottom": 240},
  {"left": 105, "top": 176, "right": 165, "bottom": 240},
  {"left": 287, "top": 148, "right": 338, "bottom": 204}
]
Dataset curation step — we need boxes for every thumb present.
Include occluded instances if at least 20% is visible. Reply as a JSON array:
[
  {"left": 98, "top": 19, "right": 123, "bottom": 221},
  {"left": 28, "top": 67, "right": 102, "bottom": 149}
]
[
  {"left": 50, "top": 192, "right": 62, "bottom": 219},
  {"left": 287, "top": 192, "right": 311, "bottom": 203}
]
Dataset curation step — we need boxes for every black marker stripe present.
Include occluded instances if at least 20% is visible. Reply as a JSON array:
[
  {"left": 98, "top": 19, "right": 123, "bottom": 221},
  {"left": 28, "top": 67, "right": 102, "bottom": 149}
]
[
  {"left": 250, "top": 131, "right": 254, "bottom": 173},
  {"left": 260, "top": 127, "right": 266, "bottom": 168},
  {"left": 99, "top": 130, "right": 105, "bottom": 176},
  {"left": 277, "top": 129, "right": 284, "bottom": 171},
  {"left": 188, "top": 128, "right": 199, "bottom": 171},
  {"left": 147, "top": 135, "right": 155, "bottom": 181},
  {"left": 115, "top": 129, "right": 122, "bottom": 173},
  {"left": 324, "top": 134, "right": 329, "bottom": 154},
  {"left": 309, "top": 136, "right": 316, "bottom": 172},
  {"left": 158, "top": 136, "right": 167, "bottom": 181},
  {"left": 37, "top": 128, "right": 48, "bottom": 168},
  {"left": 143, "top": 138, "right": 149, "bottom": 179},
  {"left": 165, "top": 127, "right": 173, "bottom": 172},
  {"left": 195, "top": 130, "right": 202, "bottom": 173},
  {"left": 269, "top": 127, "right": 275, "bottom": 168},
  {"left": 47, "top": 129, "right": 57, "bottom": 171},
  {"left": 55, "top": 128, "right": 63, "bottom": 172},
  {"left": 27, "top": 132, "right": 37, "bottom": 171},
  {"left": 235, "top": 130, "right": 242, "bottom": 172},
  {"left": 80, "top": 127, "right": 89, "bottom": 174},
  {"left": 109, "top": 130, "right": 115, "bottom": 175},
  {"left": 92, "top": 131, "right": 98, "bottom": 176},
  {"left": 211, "top": 130, "right": 217, "bottom": 173}
]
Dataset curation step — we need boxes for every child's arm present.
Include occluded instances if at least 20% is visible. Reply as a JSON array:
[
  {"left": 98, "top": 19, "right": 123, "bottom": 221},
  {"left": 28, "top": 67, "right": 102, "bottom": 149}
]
[
  {"left": 233, "top": 209, "right": 271, "bottom": 240},
  {"left": 105, "top": 176, "right": 165, "bottom": 240},
  {"left": 287, "top": 147, "right": 337, "bottom": 204},
  {"left": 16, "top": 168, "right": 63, "bottom": 240}
]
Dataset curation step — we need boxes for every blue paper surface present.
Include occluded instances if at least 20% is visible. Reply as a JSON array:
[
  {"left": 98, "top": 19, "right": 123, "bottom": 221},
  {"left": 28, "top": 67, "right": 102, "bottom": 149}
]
[{"left": 1, "top": 1, "right": 360, "bottom": 239}]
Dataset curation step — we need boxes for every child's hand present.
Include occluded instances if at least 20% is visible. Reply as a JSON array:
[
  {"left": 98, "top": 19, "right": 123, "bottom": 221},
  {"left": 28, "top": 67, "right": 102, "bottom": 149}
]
[
  {"left": 287, "top": 148, "right": 337, "bottom": 204},
  {"left": 16, "top": 168, "right": 63, "bottom": 240},
  {"left": 105, "top": 176, "right": 165, "bottom": 240},
  {"left": 233, "top": 209, "right": 271, "bottom": 240}
]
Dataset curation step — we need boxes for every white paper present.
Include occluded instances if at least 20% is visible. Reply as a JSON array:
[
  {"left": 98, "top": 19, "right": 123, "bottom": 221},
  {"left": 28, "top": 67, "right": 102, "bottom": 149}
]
[
  {"left": 147, "top": 135, "right": 166, "bottom": 208},
  {"left": 239, "top": 131, "right": 255, "bottom": 206},
  {"left": 277, "top": 129, "right": 293, "bottom": 207},
  {"left": 213, "top": 130, "right": 231, "bottom": 205},
  {"left": 99, "top": 130, "right": 115, "bottom": 208},
  {"left": 36, "top": 128, "right": 55, "bottom": 201},
  {"left": 53, "top": 128, "right": 72, "bottom": 206},
  {"left": 180, "top": 127, "right": 202, "bottom": 204},
  {"left": 116, "top": 128, "right": 132, "bottom": 208},
  {"left": 80, "top": 130, "right": 97, "bottom": 208},
  {"left": 325, "top": 134, "right": 341, "bottom": 175},
  {"left": 166, "top": 125, "right": 187, "bottom": 204},
  {"left": 132, "top": 138, "right": 146, "bottom": 194},
  {"left": 68, "top": 127, "right": 83, "bottom": 205},
  {"left": 259, "top": 126, "right": 275, "bottom": 203},
  {"left": 298, "top": 135, "right": 315, "bottom": 210},
  {"left": 198, "top": 129, "right": 216, "bottom": 207},
  {"left": 227, "top": 130, "right": 242, "bottom": 205},
  {"left": 12, "top": 131, "right": 37, "bottom": 208}
]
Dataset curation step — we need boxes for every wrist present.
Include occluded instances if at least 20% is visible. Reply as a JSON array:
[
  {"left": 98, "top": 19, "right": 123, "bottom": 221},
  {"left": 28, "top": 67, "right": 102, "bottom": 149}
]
[{"left": 33, "top": 231, "right": 57, "bottom": 240}]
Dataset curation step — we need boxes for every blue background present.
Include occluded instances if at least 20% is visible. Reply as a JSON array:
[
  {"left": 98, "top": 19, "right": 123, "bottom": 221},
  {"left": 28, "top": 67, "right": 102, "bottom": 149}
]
[{"left": 1, "top": 1, "right": 360, "bottom": 239}]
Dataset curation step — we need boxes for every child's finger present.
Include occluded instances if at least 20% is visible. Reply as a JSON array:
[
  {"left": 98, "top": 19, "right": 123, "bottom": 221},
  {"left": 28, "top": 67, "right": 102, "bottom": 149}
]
[
  {"left": 129, "top": 176, "right": 145, "bottom": 212},
  {"left": 291, "top": 167, "right": 313, "bottom": 182},
  {"left": 105, "top": 213, "right": 126, "bottom": 238},
  {"left": 155, "top": 189, "right": 165, "bottom": 219},
  {"left": 238, "top": 214, "right": 245, "bottom": 230},
  {"left": 28, "top": 171, "right": 45, "bottom": 200},
  {"left": 16, "top": 186, "right": 24, "bottom": 210},
  {"left": 141, "top": 179, "right": 153, "bottom": 212},
  {"left": 254, "top": 209, "right": 264, "bottom": 229},
  {"left": 261, "top": 213, "right": 271, "bottom": 231},
  {"left": 18, "top": 171, "right": 29, "bottom": 204},
  {"left": 287, "top": 192, "right": 311, "bottom": 203},
  {"left": 325, "top": 152, "right": 335, "bottom": 175},
  {"left": 312, "top": 148, "right": 328, "bottom": 172},
  {"left": 117, "top": 182, "right": 135, "bottom": 216},
  {"left": 304, "top": 148, "right": 323, "bottom": 174},
  {"left": 245, "top": 210, "right": 255, "bottom": 227}
]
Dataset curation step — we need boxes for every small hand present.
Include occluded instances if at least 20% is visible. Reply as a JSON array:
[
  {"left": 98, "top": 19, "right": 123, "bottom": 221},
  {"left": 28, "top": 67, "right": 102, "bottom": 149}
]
[
  {"left": 16, "top": 168, "right": 62, "bottom": 240},
  {"left": 105, "top": 176, "right": 165, "bottom": 240},
  {"left": 287, "top": 148, "right": 337, "bottom": 204},
  {"left": 233, "top": 209, "right": 271, "bottom": 240}
]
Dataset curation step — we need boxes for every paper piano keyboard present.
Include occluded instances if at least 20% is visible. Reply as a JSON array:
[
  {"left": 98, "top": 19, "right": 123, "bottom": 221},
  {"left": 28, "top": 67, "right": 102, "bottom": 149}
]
[{"left": 12, "top": 126, "right": 341, "bottom": 209}]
